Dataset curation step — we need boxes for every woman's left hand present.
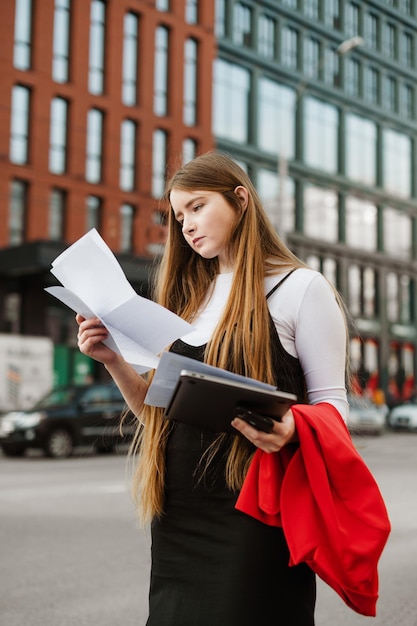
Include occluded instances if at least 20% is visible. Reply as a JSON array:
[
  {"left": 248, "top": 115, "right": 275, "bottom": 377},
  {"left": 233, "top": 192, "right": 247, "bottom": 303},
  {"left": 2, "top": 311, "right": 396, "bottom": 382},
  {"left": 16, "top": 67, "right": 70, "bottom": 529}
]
[{"left": 231, "top": 409, "right": 297, "bottom": 453}]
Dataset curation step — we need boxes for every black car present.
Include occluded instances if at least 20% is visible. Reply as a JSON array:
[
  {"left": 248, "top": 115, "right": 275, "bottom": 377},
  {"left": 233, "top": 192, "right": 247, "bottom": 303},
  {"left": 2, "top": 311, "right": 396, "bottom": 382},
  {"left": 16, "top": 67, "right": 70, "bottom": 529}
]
[{"left": 0, "top": 383, "right": 135, "bottom": 459}]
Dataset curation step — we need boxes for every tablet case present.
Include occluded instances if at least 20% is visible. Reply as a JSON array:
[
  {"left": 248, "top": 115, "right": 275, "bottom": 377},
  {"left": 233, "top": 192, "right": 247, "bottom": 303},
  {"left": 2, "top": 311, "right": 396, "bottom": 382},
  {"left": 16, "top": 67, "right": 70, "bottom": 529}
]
[{"left": 164, "top": 370, "right": 297, "bottom": 432}]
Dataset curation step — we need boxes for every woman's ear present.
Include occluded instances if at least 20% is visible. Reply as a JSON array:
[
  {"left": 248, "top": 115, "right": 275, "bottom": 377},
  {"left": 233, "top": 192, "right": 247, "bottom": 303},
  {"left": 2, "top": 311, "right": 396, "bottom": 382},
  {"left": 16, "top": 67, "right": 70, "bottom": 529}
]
[{"left": 234, "top": 186, "right": 249, "bottom": 211}]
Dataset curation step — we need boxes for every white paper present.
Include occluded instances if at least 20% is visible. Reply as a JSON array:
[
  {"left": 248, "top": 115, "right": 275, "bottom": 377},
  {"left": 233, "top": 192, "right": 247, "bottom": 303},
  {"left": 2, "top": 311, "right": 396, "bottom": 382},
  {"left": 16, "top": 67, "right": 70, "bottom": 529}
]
[
  {"left": 145, "top": 351, "right": 276, "bottom": 408},
  {"left": 45, "top": 229, "right": 193, "bottom": 372}
]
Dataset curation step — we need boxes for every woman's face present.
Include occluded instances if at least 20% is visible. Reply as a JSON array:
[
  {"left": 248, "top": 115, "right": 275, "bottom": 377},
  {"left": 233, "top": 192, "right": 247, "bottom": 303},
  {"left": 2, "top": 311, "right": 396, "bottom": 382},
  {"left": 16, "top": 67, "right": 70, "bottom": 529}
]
[{"left": 170, "top": 188, "right": 246, "bottom": 273}]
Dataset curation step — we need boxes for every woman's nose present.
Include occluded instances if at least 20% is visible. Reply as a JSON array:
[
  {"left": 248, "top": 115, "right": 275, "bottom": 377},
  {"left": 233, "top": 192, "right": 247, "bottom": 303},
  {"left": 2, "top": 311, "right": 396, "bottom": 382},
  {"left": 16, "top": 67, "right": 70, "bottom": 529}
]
[{"left": 182, "top": 217, "right": 195, "bottom": 234}]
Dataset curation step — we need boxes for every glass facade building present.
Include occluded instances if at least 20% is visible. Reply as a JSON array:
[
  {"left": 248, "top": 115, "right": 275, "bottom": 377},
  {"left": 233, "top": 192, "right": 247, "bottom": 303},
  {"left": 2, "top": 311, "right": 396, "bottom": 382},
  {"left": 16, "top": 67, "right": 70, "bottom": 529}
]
[{"left": 213, "top": 0, "right": 417, "bottom": 403}]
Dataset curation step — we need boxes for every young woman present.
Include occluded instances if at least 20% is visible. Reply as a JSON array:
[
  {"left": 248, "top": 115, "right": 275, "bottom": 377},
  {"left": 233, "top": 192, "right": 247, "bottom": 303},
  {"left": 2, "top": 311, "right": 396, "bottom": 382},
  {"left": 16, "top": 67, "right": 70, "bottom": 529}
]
[{"left": 76, "top": 151, "right": 349, "bottom": 625}]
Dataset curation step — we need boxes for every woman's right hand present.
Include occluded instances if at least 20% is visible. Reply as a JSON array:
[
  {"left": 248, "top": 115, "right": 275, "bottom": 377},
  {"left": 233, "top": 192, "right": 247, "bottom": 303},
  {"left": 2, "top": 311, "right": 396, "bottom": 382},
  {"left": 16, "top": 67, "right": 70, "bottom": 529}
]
[{"left": 76, "top": 314, "right": 119, "bottom": 366}]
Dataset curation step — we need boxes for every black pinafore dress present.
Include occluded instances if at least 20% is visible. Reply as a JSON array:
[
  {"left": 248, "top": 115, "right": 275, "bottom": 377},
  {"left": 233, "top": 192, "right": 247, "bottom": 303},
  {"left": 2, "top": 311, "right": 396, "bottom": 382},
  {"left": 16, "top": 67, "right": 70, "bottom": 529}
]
[{"left": 146, "top": 276, "right": 316, "bottom": 626}]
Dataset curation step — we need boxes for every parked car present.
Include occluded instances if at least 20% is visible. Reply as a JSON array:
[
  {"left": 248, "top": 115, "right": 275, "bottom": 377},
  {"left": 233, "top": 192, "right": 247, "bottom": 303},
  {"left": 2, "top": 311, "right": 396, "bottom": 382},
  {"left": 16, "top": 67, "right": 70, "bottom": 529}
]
[
  {"left": 389, "top": 397, "right": 417, "bottom": 431},
  {"left": 0, "top": 383, "right": 135, "bottom": 459},
  {"left": 347, "top": 394, "right": 385, "bottom": 436}
]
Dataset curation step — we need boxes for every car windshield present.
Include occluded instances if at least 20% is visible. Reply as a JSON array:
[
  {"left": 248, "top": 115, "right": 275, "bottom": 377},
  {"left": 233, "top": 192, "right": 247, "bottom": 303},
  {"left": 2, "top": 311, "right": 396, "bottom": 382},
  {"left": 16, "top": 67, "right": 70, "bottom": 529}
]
[
  {"left": 348, "top": 396, "right": 374, "bottom": 409},
  {"left": 32, "top": 388, "right": 78, "bottom": 409}
]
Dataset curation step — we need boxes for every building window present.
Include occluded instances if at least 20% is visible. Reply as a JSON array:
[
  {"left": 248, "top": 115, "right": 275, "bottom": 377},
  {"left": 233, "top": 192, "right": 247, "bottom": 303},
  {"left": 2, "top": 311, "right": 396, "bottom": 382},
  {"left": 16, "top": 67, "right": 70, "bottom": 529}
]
[
  {"left": 304, "top": 0, "right": 319, "bottom": 19},
  {"left": 401, "top": 0, "right": 412, "bottom": 15},
  {"left": 13, "top": 0, "right": 32, "bottom": 70},
  {"left": 120, "top": 204, "right": 135, "bottom": 252},
  {"left": 281, "top": 26, "right": 298, "bottom": 70},
  {"left": 385, "top": 23, "right": 396, "bottom": 59},
  {"left": 399, "top": 276, "right": 413, "bottom": 324},
  {"left": 386, "top": 276, "right": 414, "bottom": 326},
  {"left": 345, "top": 197, "right": 377, "bottom": 251},
  {"left": 345, "top": 2, "right": 360, "bottom": 37},
  {"left": 213, "top": 59, "right": 250, "bottom": 144},
  {"left": 185, "top": 0, "right": 198, "bottom": 24},
  {"left": 386, "top": 77, "right": 397, "bottom": 112},
  {"left": 182, "top": 138, "right": 197, "bottom": 164},
  {"left": 386, "top": 273, "right": 399, "bottom": 322},
  {"left": 363, "top": 267, "right": 377, "bottom": 318},
  {"left": 258, "top": 14, "right": 275, "bottom": 59},
  {"left": 258, "top": 78, "right": 295, "bottom": 159},
  {"left": 402, "top": 32, "right": 413, "bottom": 67},
  {"left": 304, "top": 38, "right": 320, "bottom": 79},
  {"left": 154, "top": 26, "right": 169, "bottom": 116},
  {"left": 156, "top": 0, "right": 169, "bottom": 11},
  {"left": 345, "top": 114, "right": 376, "bottom": 185},
  {"left": 402, "top": 84, "right": 414, "bottom": 118},
  {"left": 122, "top": 12, "right": 139, "bottom": 106},
  {"left": 52, "top": 0, "right": 71, "bottom": 83},
  {"left": 385, "top": 76, "right": 397, "bottom": 112},
  {"left": 257, "top": 169, "right": 295, "bottom": 235},
  {"left": 364, "top": 67, "right": 379, "bottom": 105},
  {"left": 183, "top": 39, "right": 198, "bottom": 126},
  {"left": 152, "top": 129, "right": 167, "bottom": 198},
  {"left": 324, "top": 0, "right": 340, "bottom": 29},
  {"left": 324, "top": 48, "right": 340, "bottom": 87},
  {"left": 9, "top": 180, "right": 27, "bottom": 244},
  {"left": 383, "top": 129, "right": 411, "bottom": 198},
  {"left": 233, "top": 3, "right": 252, "bottom": 47},
  {"left": 49, "top": 97, "right": 68, "bottom": 175},
  {"left": 304, "top": 97, "right": 339, "bottom": 174},
  {"left": 88, "top": 0, "right": 106, "bottom": 95},
  {"left": 366, "top": 13, "right": 379, "bottom": 51},
  {"left": 85, "top": 109, "right": 103, "bottom": 184},
  {"left": 10, "top": 85, "right": 30, "bottom": 165},
  {"left": 86, "top": 195, "right": 101, "bottom": 231},
  {"left": 214, "top": 0, "right": 226, "bottom": 38},
  {"left": 304, "top": 186, "right": 338, "bottom": 243},
  {"left": 345, "top": 58, "right": 360, "bottom": 96},
  {"left": 348, "top": 266, "right": 364, "bottom": 317},
  {"left": 119, "top": 119, "right": 136, "bottom": 191},
  {"left": 323, "top": 258, "right": 338, "bottom": 287},
  {"left": 49, "top": 189, "right": 66, "bottom": 240},
  {"left": 383, "top": 207, "right": 412, "bottom": 259}
]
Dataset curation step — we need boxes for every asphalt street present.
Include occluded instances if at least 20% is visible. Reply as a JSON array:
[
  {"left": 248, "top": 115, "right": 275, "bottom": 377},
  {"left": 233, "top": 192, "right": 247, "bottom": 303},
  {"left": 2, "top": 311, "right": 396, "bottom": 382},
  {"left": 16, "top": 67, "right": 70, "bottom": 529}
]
[{"left": 0, "top": 432, "right": 416, "bottom": 626}]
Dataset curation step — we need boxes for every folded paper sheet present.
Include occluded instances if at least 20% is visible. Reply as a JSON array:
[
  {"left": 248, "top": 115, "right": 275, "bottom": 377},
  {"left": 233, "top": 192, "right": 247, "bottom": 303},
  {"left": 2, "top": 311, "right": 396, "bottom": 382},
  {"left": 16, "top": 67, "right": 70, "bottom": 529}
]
[{"left": 45, "top": 229, "right": 193, "bottom": 373}]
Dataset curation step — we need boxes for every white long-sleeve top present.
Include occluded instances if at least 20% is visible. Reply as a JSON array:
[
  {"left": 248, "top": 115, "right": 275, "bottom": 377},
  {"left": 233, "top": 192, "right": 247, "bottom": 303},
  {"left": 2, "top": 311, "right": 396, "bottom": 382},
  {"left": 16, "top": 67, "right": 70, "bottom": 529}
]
[{"left": 180, "top": 268, "right": 348, "bottom": 422}]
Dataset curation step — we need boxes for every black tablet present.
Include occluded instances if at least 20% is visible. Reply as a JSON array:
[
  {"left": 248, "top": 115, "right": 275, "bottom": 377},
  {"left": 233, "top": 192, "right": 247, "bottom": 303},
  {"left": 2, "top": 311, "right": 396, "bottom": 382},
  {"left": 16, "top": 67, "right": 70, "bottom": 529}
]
[{"left": 164, "top": 370, "right": 297, "bottom": 432}]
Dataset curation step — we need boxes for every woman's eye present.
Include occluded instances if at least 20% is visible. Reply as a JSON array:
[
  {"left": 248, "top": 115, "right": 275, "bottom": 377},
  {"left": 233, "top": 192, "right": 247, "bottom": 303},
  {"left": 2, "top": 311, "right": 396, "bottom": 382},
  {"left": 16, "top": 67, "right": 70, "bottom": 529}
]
[{"left": 193, "top": 204, "right": 202, "bottom": 212}]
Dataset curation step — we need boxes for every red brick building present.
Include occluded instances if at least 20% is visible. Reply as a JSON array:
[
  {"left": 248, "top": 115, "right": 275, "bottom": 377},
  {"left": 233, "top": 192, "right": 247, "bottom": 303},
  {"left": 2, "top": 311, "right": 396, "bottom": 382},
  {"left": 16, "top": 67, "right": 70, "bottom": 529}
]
[{"left": 0, "top": 0, "right": 215, "bottom": 380}]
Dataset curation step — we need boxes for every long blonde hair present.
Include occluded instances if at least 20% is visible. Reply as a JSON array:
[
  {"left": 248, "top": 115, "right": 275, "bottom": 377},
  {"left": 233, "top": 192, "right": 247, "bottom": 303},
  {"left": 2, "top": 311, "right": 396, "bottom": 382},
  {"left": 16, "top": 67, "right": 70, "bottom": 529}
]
[{"left": 130, "top": 151, "right": 306, "bottom": 524}]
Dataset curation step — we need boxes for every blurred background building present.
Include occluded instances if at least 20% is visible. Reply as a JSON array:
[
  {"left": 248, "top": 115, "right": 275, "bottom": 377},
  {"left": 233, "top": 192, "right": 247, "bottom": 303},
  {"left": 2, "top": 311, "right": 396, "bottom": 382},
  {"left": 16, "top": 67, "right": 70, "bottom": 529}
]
[{"left": 0, "top": 0, "right": 416, "bottom": 404}]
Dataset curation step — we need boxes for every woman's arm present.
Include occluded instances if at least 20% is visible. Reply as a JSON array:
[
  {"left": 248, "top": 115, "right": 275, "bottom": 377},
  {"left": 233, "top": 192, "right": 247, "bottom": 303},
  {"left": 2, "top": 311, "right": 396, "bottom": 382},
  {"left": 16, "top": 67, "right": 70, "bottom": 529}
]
[
  {"left": 232, "top": 272, "right": 348, "bottom": 451},
  {"left": 293, "top": 274, "right": 348, "bottom": 421},
  {"left": 76, "top": 315, "right": 149, "bottom": 417}
]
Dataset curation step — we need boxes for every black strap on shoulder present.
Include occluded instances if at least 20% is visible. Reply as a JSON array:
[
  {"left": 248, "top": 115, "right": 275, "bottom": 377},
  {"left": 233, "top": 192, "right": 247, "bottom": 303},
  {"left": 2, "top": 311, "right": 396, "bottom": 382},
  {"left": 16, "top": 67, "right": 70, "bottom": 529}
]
[{"left": 266, "top": 268, "right": 297, "bottom": 300}]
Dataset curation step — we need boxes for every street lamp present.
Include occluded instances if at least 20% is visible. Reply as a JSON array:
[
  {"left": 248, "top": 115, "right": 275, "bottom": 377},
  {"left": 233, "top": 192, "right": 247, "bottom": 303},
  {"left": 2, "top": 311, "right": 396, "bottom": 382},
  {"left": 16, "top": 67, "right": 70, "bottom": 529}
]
[
  {"left": 336, "top": 35, "right": 364, "bottom": 55},
  {"left": 276, "top": 36, "right": 365, "bottom": 239}
]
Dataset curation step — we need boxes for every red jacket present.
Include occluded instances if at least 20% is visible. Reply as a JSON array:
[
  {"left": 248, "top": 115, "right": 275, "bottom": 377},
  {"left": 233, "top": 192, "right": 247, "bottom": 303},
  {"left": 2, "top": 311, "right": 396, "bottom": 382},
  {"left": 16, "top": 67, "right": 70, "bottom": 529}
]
[{"left": 235, "top": 403, "right": 391, "bottom": 617}]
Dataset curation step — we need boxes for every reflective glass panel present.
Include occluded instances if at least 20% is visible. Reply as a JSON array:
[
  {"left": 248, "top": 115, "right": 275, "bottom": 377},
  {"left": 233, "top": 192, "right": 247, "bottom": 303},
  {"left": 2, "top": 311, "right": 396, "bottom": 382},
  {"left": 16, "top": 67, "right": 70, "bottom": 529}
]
[
  {"left": 304, "top": 97, "right": 338, "bottom": 173},
  {"left": 10, "top": 86, "right": 30, "bottom": 165},
  {"left": 383, "top": 207, "right": 412, "bottom": 259},
  {"left": 14, "top": 0, "right": 32, "bottom": 70},
  {"left": 258, "top": 77, "right": 295, "bottom": 159},
  {"left": 304, "top": 185, "right": 338, "bottom": 242},
  {"left": 345, "top": 113, "right": 376, "bottom": 185},
  {"left": 212, "top": 59, "right": 250, "bottom": 143},
  {"left": 383, "top": 129, "right": 411, "bottom": 198},
  {"left": 346, "top": 196, "right": 377, "bottom": 251}
]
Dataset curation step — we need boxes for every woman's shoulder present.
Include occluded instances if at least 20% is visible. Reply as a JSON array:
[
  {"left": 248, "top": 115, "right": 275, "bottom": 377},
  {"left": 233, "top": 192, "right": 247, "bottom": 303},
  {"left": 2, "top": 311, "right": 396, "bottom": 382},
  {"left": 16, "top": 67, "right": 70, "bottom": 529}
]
[{"left": 265, "top": 266, "right": 324, "bottom": 294}]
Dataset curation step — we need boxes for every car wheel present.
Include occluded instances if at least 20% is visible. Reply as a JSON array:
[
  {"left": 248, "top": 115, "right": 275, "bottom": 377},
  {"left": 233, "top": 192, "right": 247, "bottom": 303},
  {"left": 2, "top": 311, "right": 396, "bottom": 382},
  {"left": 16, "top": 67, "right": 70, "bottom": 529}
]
[
  {"left": 44, "top": 429, "right": 74, "bottom": 459},
  {"left": 1, "top": 443, "right": 26, "bottom": 457}
]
